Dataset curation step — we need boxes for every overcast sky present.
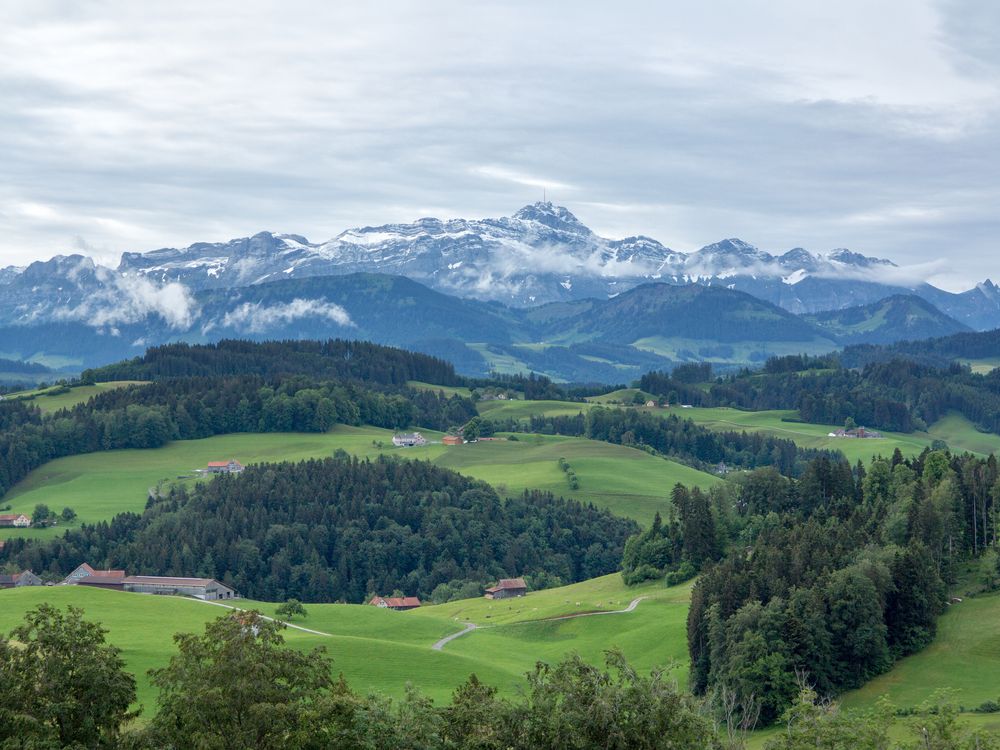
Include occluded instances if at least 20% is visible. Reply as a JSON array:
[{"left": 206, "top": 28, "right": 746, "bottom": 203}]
[{"left": 1, "top": 1, "right": 998, "bottom": 290}]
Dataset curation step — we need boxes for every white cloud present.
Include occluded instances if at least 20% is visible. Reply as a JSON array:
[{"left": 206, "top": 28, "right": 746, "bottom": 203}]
[
  {"left": 51, "top": 273, "right": 197, "bottom": 328},
  {"left": 221, "top": 298, "right": 354, "bottom": 333}
]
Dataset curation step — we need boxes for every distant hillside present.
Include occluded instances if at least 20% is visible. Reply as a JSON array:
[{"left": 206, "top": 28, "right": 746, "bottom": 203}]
[
  {"left": 843, "top": 326, "right": 1000, "bottom": 369},
  {"left": 806, "top": 294, "right": 971, "bottom": 345}
]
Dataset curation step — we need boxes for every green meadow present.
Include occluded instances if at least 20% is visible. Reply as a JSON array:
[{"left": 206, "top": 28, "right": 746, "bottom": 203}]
[
  {"left": 0, "top": 574, "right": 689, "bottom": 712},
  {"left": 1, "top": 425, "right": 719, "bottom": 542},
  {"left": 5, "top": 381, "right": 145, "bottom": 413},
  {"left": 479, "top": 396, "right": 1000, "bottom": 462}
]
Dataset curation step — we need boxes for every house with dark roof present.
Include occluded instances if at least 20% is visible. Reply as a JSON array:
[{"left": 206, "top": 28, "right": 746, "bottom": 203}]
[
  {"left": 368, "top": 595, "right": 422, "bottom": 611},
  {"left": 485, "top": 577, "right": 527, "bottom": 600},
  {"left": 0, "top": 570, "right": 43, "bottom": 589},
  {"left": 123, "top": 575, "right": 236, "bottom": 600}
]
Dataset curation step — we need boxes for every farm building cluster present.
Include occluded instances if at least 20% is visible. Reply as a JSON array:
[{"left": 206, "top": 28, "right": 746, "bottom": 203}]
[
  {"left": 827, "top": 427, "right": 883, "bottom": 439},
  {"left": 0, "top": 562, "right": 237, "bottom": 600}
]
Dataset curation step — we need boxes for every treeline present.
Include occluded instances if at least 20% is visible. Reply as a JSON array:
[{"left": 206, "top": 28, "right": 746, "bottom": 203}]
[
  {"left": 842, "top": 327, "right": 1000, "bottom": 369},
  {"left": 83, "top": 338, "right": 461, "bottom": 386},
  {"left": 0, "top": 456, "right": 636, "bottom": 602},
  {"left": 0, "top": 374, "right": 475, "bottom": 498},
  {"left": 488, "top": 406, "right": 842, "bottom": 476},
  {"left": 641, "top": 355, "right": 1000, "bottom": 436},
  {"left": 685, "top": 448, "right": 1000, "bottom": 723},
  {"left": 6, "top": 605, "right": 998, "bottom": 750}
]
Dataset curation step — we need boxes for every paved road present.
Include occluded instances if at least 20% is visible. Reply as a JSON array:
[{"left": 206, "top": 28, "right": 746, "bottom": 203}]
[
  {"left": 431, "top": 622, "right": 477, "bottom": 651},
  {"left": 432, "top": 596, "right": 648, "bottom": 651}
]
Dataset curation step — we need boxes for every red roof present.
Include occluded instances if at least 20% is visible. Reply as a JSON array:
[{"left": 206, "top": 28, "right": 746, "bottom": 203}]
[
  {"left": 207, "top": 460, "right": 239, "bottom": 467},
  {"left": 124, "top": 575, "right": 221, "bottom": 586},
  {"left": 485, "top": 577, "right": 527, "bottom": 593},
  {"left": 77, "top": 575, "right": 126, "bottom": 586},
  {"left": 0, "top": 513, "right": 27, "bottom": 521}
]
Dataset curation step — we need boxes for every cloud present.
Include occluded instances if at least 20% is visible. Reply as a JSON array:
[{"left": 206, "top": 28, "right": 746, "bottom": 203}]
[
  {"left": 51, "top": 272, "right": 197, "bottom": 328},
  {"left": 221, "top": 298, "right": 354, "bottom": 333}
]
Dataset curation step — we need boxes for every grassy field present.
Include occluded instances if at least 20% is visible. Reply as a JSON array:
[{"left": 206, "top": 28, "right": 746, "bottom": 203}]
[
  {"left": 5, "top": 381, "right": 145, "bottom": 413},
  {"left": 406, "top": 380, "right": 474, "bottom": 398},
  {"left": 0, "top": 424, "right": 719, "bottom": 542},
  {"left": 479, "top": 397, "right": 1000, "bottom": 462},
  {"left": 0, "top": 574, "right": 688, "bottom": 711}
]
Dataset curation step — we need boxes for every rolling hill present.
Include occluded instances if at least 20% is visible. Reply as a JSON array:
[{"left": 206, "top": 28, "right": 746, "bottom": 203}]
[{"left": 806, "top": 294, "right": 971, "bottom": 345}]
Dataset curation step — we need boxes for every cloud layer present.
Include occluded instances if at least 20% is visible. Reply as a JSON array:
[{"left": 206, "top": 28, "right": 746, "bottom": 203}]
[{"left": 0, "top": 1, "right": 998, "bottom": 290}]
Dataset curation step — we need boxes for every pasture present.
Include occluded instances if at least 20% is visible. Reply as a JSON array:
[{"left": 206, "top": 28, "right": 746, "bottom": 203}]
[
  {"left": 0, "top": 573, "right": 689, "bottom": 711},
  {"left": 5, "top": 381, "right": 146, "bottom": 413},
  {"left": 0, "top": 425, "right": 719, "bottom": 542}
]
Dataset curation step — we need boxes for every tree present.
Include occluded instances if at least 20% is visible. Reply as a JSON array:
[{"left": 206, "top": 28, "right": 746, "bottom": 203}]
[
  {"left": 463, "top": 416, "right": 483, "bottom": 442},
  {"left": 143, "top": 611, "right": 333, "bottom": 750},
  {"left": 0, "top": 604, "right": 137, "bottom": 749},
  {"left": 31, "top": 503, "right": 52, "bottom": 528},
  {"left": 275, "top": 599, "right": 308, "bottom": 621},
  {"left": 61, "top": 506, "right": 77, "bottom": 523}
]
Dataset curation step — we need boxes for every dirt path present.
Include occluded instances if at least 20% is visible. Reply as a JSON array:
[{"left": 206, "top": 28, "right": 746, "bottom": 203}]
[
  {"left": 432, "top": 596, "right": 648, "bottom": 651},
  {"left": 196, "top": 599, "right": 334, "bottom": 637}
]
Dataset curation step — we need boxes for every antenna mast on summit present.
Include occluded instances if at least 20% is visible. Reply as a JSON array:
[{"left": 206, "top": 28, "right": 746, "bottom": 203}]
[{"left": 543, "top": 186, "right": 547, "bottom": 203}]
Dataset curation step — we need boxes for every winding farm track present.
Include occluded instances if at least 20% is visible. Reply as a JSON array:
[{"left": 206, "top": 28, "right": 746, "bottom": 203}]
[
  {"left": 197, "top": 595, "right": 650, "bottom": 650},
  {"left": 432, "top": 596, "right": 649, "bottom": 651}
]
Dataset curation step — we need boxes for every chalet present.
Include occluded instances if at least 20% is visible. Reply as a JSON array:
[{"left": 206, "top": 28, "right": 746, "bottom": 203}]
[
  {"left": 368, "top": 595, "right": 422, "bottom": 611},
  {"left": 122, "top": 576, "right": 237, "bottom": 601},
  {"left": 392, "top": 432, "right": 427, "bottom": 447},
  {"left": 645, "top": 400, "right": 656, "bottom": 408},
  {"left": 485, "top": 577, "right": 527, "bottom": 600},
  {"left": 0, "top": 513, "right": 31, "bottom": 528},
  {"left": 206, "top": 459, "right": 244, "bottom": 474},
  {"left": 63, "top": 563, "right": 125, "bottom": 589},
  {"left": 442, "top": 435, "right": 464, "bottom": 446},
  {"left": 0, "top": 570, "right": 43, "bottom": 589}
]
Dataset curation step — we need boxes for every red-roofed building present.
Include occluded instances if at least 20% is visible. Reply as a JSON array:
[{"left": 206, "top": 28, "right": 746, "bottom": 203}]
[
  {"left": 368, "top": 595, "right": 422, "bottom": 611},
  {"left": 0, "top": 513, "right": 31, "bottom": 528},
  {"left": 206, "top": 460, "right": 244, "bottom": 474},
  {"left": 484, "top": 577, "right": 527, "bottom": 600},
  {"left": 64, "top": 562, "right": 127, "bottom": 585}
]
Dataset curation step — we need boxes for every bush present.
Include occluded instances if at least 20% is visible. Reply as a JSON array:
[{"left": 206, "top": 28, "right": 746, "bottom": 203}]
[
  {"left": 975, "top": 700, "right": 1000, "bottom": 714},
  {"left": 665, "top": 561, "right": 697, "bottom": 586},
  {"left": 622, "top": 564, "right": 662, "bottom": 586}
]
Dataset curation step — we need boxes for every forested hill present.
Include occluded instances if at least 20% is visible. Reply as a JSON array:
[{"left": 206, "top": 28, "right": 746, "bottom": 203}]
[
  {"left": 82, "top": 339, "right": 460, "bottom": 386},
  {"left": 842, "top": 327, "right": 1000, "bottom": 368},
  {"left": 640, "top": 354, "right": 1000, "bottom": 436},
  {"left": 0, "top": 456, "right": 637, "bottom": 602}
]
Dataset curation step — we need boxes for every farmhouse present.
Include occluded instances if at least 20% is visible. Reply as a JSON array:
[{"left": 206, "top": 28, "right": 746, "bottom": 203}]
[
  {"left": 0, "top": 570, "right": 43, "bottom": 589},
  {"left": 485, "top": 577, "right": 527, "bottom": 600},
  {"left": 392, "top": 432, "right": 427, "bottom": 447},
  {"left": 442, "top": 435, "right": 464, "bottom": 446},
  {"left": 64, "top": 562, "right": 127, "bottom": 586},
  {"left": 123, "top": 576, "right": 237, "bottom": 600},
  {"left": 368, "top": 595, "right": 422, "bottom": 611},
  {"left": 0, "top": 513, "right": 31, "bottom": 528},
  {"left": 206, "top": 459, "right": 244, "bottom": 474}
]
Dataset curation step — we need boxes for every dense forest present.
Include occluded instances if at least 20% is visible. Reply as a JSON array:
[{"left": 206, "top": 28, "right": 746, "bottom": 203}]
[
  {"left": 641, "top": 355, "right": 1000, "bottom": 436},
  {"left": 487, "top": 406, "right": 842, "bottom": 476},
  {"left": 677, "top": 448, "right": 1000, "bottom": 723},
  {"left": 83, "top": 338, "right": 462, "bottom": 386},
  {"left": 0, "top": 456, "right": 636, "bottom": 602}
]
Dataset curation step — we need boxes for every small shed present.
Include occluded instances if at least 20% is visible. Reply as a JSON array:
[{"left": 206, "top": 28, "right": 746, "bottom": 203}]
[
  {"left": 485, "top": 577, "right": 527, "bottom": 600},
  {"left": 442, "top": 435, "right": 464, "bottom": 446}
]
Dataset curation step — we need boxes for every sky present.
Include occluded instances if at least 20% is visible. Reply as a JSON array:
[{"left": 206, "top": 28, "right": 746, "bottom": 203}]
[{"left": 0, "top": 0, "right": 998, "bottom": 290}]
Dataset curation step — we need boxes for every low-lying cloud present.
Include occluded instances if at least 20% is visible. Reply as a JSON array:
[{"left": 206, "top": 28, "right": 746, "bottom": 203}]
[
  {"left": 51, "top": 268, "right": 197, "bottom": 329},
  {"left": 222, "top": 298, "right": 354, "bottom": 333}
]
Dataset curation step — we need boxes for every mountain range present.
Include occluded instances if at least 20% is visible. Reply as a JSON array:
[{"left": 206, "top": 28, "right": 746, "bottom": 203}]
[{"left": 0, "top": 202, "right": 991, "bottom": 381}]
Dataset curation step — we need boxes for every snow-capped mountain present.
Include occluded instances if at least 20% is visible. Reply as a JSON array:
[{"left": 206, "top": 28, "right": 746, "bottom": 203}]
[
  {"left": 3, "top": 202, "right": 999, "bottom": 332},
  {"left": 114, "top": 202, "right": 914, "bottom": 310}
]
